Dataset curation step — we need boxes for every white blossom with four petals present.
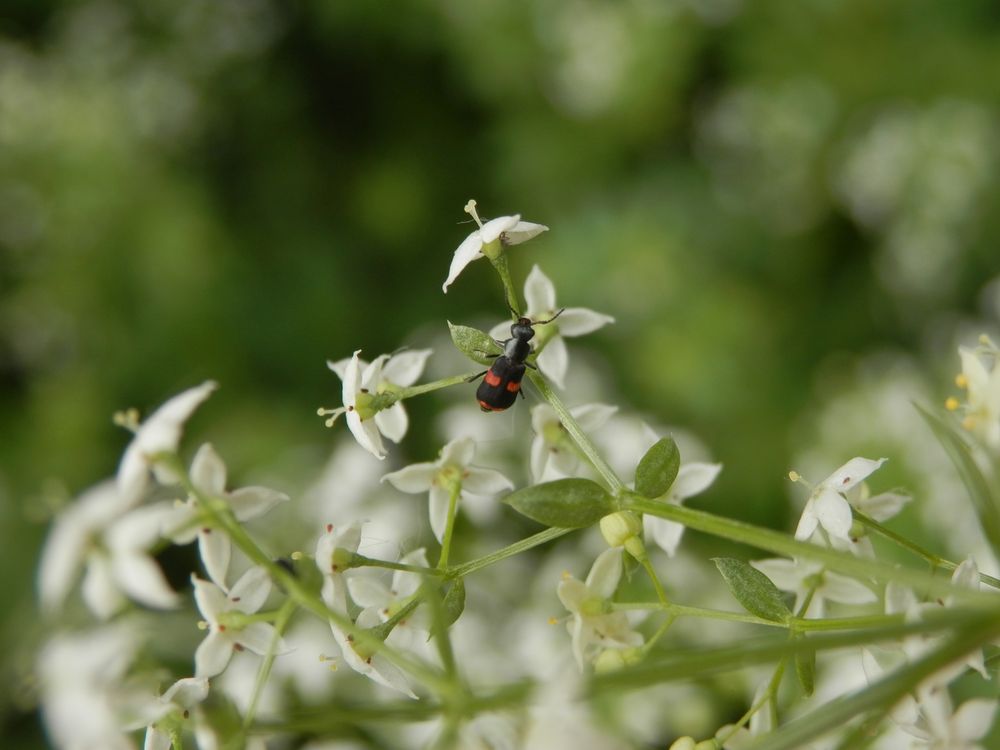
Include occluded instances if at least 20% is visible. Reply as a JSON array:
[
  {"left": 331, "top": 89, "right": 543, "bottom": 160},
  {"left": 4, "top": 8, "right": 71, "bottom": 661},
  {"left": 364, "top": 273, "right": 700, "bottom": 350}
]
[
  {"left": 139, "top": 677, "right": 210, "bottom": 750},
  {"left": 38, "top": 480, "right": 180, "bottom": 619},
  {"left": 442, "top": 199, "right": 548, "bottom": 292},
  {"left": 117, "top": 381, "right": 218, "bottom": 507},
  {"left": 489, "top": 265, "right": 614, "bottom": 388},
  {"left": 383, "top": 436, "right": 514, "bottom": 542},
  {"left": 163, "top": 443, "right": 288, "bottom": 588},
  {"left": 794, "top": 457, "right": 887, "bottom": 543},
  {"left": 347, "top": 548, "right": 431, "bottom": 653},
  {"left": 556, "top": 548, "right": 644, "bottom": 669},
  {"left": 192, "top": 567, "right": 286, "bottom": 679}
]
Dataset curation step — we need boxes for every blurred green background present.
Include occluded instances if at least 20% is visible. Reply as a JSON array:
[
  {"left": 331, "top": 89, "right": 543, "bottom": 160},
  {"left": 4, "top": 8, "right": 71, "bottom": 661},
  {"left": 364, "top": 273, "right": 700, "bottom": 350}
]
[{"left": 4, "top": 0, "right": 1000, "bottom": 747}]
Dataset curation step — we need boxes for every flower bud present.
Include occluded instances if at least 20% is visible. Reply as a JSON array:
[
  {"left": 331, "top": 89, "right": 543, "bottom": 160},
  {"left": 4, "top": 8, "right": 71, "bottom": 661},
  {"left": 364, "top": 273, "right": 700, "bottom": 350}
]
[
  {"left": 668, "top": 738, "right": 697, "bottom": 750},
  {"left": 600, "top": 511, "right": 642, "bottom": 548}
]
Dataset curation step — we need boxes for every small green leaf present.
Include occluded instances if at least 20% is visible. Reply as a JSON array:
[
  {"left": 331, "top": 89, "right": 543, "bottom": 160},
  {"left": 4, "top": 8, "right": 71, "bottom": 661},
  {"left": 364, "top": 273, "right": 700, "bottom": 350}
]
[
  {"left": 448, "top": 321, "right": 500, "bottom": 365},
  {"left": 795, "top": 639, "right": 815, "bottom": 696},
  {"left": 442, "top": 579, "right": 465, "bottom": 627},
  {"left": 713, "top": 558, "right": 792, "bottom": 623},
  {"left": 916, "top": 403, "right": 1000, "bottom": 561},
  {"left": 635, "top": 437, "right": 681, "bottom": 498},
  {"left": 504, "top": 479, "right": 614, "bottom": 528}
]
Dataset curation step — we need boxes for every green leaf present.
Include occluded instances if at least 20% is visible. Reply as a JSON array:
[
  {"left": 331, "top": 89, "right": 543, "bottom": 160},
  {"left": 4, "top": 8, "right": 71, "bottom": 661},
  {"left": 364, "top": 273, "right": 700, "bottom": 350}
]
[
  {"left": 448, "top": 321, "right": 500, "bottom": 365},
  {"left": 915, "top": 403, "right": 1000, "bottom": 561},
  {"left": 442, "top": 579, "right": 465, "bottom": 627},
  {"left": 713, "top": 558, "right": 792, "bottom": 623},
  {"left": 635, "top": 437, "right": 680, "bottom": 498},
  {"left": 795, "top": 640, "right": 815, "bottom": 696},
  {"left": 504, "top": 478, "right": 615, "bottom": 528}
]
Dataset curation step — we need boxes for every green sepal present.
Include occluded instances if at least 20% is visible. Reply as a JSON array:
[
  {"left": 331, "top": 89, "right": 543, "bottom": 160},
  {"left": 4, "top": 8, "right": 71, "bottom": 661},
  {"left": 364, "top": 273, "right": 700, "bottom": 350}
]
[
  {"left": 635, "top": 437, "right": 681, "bottom": 499},
  {"left": 448, "top": 321, "right": 500, "bottom": 365},
  {"left": 713, "top": 557, "right": 792, "bottom": 623},
  {"left": 504, "top": 478, "right": 615, "bottom": 528},
  {"left": 795, "top": 637, "right": 816, "bottom": 696}
]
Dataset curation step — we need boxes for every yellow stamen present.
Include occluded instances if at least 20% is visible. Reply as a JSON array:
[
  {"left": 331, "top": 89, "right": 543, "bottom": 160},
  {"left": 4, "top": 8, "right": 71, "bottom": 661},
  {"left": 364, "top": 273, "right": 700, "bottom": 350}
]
[
  {"left": 788, "top": 470, "right": 801, "bottom": 482},
  {"left": 945, "top": 397, "right": 960, "bottom": 411},
  {"left": 955, "top": 374, "right": 968, "bottom": 389},
  {"left": 962, "top": 416, "right": 977, "bottom": 431}
]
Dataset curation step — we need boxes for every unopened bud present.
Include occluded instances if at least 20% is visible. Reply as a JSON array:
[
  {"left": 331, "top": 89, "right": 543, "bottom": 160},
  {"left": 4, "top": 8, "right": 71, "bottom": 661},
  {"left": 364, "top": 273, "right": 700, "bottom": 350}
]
[
  {"left": 600, "top": 511, "right": 642, "bottom": 548},
  {"left": 668, "top": 738, "right": 697, "bottom": 750}
]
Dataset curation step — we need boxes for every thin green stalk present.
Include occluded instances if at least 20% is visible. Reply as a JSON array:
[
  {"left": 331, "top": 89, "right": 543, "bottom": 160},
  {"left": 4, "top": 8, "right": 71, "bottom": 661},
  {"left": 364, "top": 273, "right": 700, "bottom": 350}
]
[
  {"left": 624, "top": 495, "right": 999, "bottom": 604},
  {"left": 351, "top": 553, "right": 445, "bottom": 576},
  {"left": 488, "top": 253, "right": 521, "bottom": 316},
  {"left": 447, "top": 527, "right": 571, "bottom": 579},
  {"left": 244, "top": 598, "right": 296, "bottom": 728},
  {"left": 639, "top": 556, "right": 669, "bottom": 605},
  {"left": 438, "top": 485, "right": 461, "bottom": 569},
  {"left": 793, "top": 613, "right": 905, "bottom": 632},
  {"left": 399, "top": 371, "right": 485, "bottom": 400},
  {"left": 716, "top": 661, "right": 785, "bottom": 747},
  {"left": 640, "top": 614, "right": 677, "bottom": 654},
  {"left": 527, "top": 371, "right": 625, "bottom": 493},
  {"left": 612, "top": 601, "right": 785, "bottom": 628},
  {"left": 855, "top": 511, "right": 1000, "bottom": 589}
]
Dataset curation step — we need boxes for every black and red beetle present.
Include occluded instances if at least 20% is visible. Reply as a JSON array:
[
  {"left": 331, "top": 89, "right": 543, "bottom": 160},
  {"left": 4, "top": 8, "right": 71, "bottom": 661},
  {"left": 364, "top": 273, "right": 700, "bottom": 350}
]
[{"left": 473, "top": 310, "right": 564, "bottom": 412}]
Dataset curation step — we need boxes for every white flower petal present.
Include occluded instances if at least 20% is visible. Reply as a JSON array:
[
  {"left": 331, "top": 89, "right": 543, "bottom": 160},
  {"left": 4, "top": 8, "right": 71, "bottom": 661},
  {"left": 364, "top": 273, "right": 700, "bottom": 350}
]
[
  {"left": 326, "top": 356, "right": 355, "bottom": 381},
  {"left": 144, "top": 726, "right": 172, "bottom": 750},
  {"left": 228, "top": 567, "right": 271, "bottom": 614},
  {"left": 228, "top": 486, "right": 289, "bottom": 522},
  {"left": 857, "top": 491, "right": 909, "bottom": 522},
  {"left": 585, "top": 548, "right": 622, "bottom": 599},
  {"left": 111, "top": 552, "right": 180, "bottom": 609},
  {"left": 794, "top": 500, "right": 820, "bottom": 541},
  {"left": 161, "top": 677, "right": 210, "bottom": 707},
  {"left": 524, "top": 265, "right": 557, "bottom": 315},
  {"left": 106, "top": 502, "right": 174, "bottom": 552},
  {"left": 441, "top": 436, "right": 476, "bottom": 467},
  {"left": 951, "top": 556, "right": 980, "bottom": 591},
  {"left": 347, "top": 576, "right": 392, "bottom": 609},
  {"left": 82, "top": 555, "right": 124, "bottom": 619},
  {"left": 960, "top": 347, "right": 990, "bottom": 397},
  {"left": 952, "top": 699, "right": 998, "bottom": 742},
  {"left": 822, "top": 457, "right": 887, "bottom": 493},
  {"left": 884, "top": 581, "right": 918, "bottom": 615},
  {"left": 557, "top": 577, "right": 588, "bottom": 612},
  {"left": 571, "top": 403, "right": 618, "bottom": 432},
  {"left": 38, "top": 513, "right": 91, "bottom": 613},
  {"left": 382, "top": 349, "right": 432, "bottom": 387},
  {"left": 815, "top": 489, "right": 854, "bottom": 540},
  {"left": 821, "top": 572, "right": 876, "bottom": 605},
  {"left": 503, "top": 220, "right": 548, "bottom": 246},
  {"left": 529, "top": 436, "right": 549, "bottom": 483},
  {"left": 236, "top": 622, "right": 287, "bottom": 655},
  {"left": 750, "top": 558, "right": 807, "bottom": 591},
  {"left": 670, "top": 463, "right": 723, "bottom": 501},
  {"left": 429, "top": 484, "right": 451, "bottom": 543},
  {"left": 443, "top": 231, "right": 485, "bottom": 292},
  {"left": 198, "top": 529, "right": 231, "bottom": 589},
  {"left": 192, "top": 576, "right": 228, "bottom": 621},
  {"left": 537, "top": 336, "right": 568, "bottom": 389},
  {"left": 644, "top": 515, "right": 685, "bottom": 557},
  {"left": 479, "top": 215, "right": 520, "bottom": 244},
  {"left": 556, "top": 307, "right": 615, "bottom": 337},
  {"left": 383, "top": 462, "right": 437, "bottom": 493},
  {"left": 194, "top": 631, "right": 233, "bottom": 678},
  {"left": 117, "top": 381, "right": 218, "bottom": 506},
  {"left": 190, "top": 443, "right": 227, "bottom": 496},
  {"left": 489, "top": 319, "right": 511, "bottom": 341},
  {"left": 375, "top": 402, "right": 409, "bottom": 443},
  {"left": 361, "top": 354, "right": 390, "bottom": 391},
  {"left": 162, "top": 501, "right": 198, "bottom": 544},
  {"left": 462, "top": 467, "right": 514, "bottom": 495},
  {"left": 342, "top": 351, "right": 362, "bottom": 406},
  {"left": 346, "top": 410, "right": 386, "bottom": 459},
  {"left": 392, "top": 548, "right": 429, "bottom": 598}
]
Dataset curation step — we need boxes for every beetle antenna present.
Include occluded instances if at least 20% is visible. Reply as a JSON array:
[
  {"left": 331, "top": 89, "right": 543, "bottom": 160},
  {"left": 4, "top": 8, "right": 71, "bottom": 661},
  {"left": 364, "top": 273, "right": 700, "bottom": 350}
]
[{"left": 534, "top": 308, "right": 565, "bottom": 326}]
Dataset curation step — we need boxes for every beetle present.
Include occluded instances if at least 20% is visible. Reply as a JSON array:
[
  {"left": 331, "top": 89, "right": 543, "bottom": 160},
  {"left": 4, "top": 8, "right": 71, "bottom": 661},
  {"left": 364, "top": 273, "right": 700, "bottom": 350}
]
[{"left": 473, "top": 309, "right": 564, "bottom": 412}]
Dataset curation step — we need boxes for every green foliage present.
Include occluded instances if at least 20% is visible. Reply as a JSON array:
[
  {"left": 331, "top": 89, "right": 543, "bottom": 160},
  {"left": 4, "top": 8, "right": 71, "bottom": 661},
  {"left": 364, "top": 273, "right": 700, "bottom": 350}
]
[
  {"left": 713, "top": 557, "right": 792, "bottom": 624},
  {"left": 635, "top": 437, "right": 681, "bottom": 499},
  {"left": 504, "top": 478, "right": 615, "bottom": 528},
  {"left": 448, "top": 322, "right": 500, "bottom": 365}
]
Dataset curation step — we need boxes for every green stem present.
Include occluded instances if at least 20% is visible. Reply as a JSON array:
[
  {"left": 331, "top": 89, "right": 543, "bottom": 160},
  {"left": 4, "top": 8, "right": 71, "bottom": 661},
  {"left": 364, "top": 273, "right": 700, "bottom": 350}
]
[
  {"left": 488, "top": 253, "right": 521, "bottom": 316},
  {"left": 624, "top": 495, "right": 998, "bottom": 604},
  {"left": 639, "top": 556, "right": 669, "bottom": 605},
  {"left": 855, "top": 511, "right": 1000, "bottom": 589},
  {"left": 244, "top": 597, "right": 296, "bottom": 729},
  {"left": 169, "top": 729, "right": 185, "bottom": 750},
  {"left": 612, "top": 601, "right": 780, "bottom": 628},
  {"left": 438, "top": 485, "right": 461, "bottom": 569},
  {"left": 527, "top": 371, "right": 625, "bottom": 493},
  {"left": 351, "top": 553, "right": 445, "bottom": 577},
  {"left": 399, "top": 371, "right": 485, "bottom": 400},
  {"left": 792, "top": 613, "right": 905, "bottom": 632},
  {"left": 640, "top": 614, "right": 677, "bottom": 655},
  {"left": 447, "top": 527, "right": 571, "bottom": 579}
]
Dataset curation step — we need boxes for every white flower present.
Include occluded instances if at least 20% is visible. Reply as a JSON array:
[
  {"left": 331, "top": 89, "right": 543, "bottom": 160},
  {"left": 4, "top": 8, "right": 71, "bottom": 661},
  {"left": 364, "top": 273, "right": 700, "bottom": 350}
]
[
  {"left": 750, "top": 557, "right": 876, "bottom": 618},
  {"left": 347, "top": 548, "right": 430, "bottom": 652},
  {"left": 38, "top": 480, "right": 180, "bottom": 619},
  {"left": 37, "top": 624, "right": 141, "bottom": 750},
  {"left": 139, "top": 677, "right": 210, "bottom": 750},
  {"left": 329, "top": 604, "right": 417, "bottom": 698},
  {"left": 382, "top": 436, "right": 514, "bottom": 542},
  {"left": 556, "top": 548, "right": 644, "bottom": 669},
  {"left": 489, "top": 265, "right": 614, "bottom": 388},
  {"left": 163, "top": 443, "right": 289, "bottom": 588},
  {"left": 442, "top": 199, "right": 548, "bottom": 293},
  {"left": 530, "top": 403, "right": 617, "bottom": 482},
  {"left": 642, "top": 461, "right": 722, "bottom": 557},
  {"left": 956, "top": 343, "right": 1000, "bottom": 448},
  {"left": 898, "top": 689, "right": 997, "bottom": 750},
  {"left": 793, "top": 457, "right": 887, "bottom": 543},
  {"left": 117, "top": 381, "right": 218, "bottom": 507},
  {"left": 315, "top": 521, "right": 364, "bottom": 616},
  {"left": 192, "top": 567, "right": 286, "bottom": 679},
  {"left": 327, "top": 348, "right": 431, "bottom": 445}
]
